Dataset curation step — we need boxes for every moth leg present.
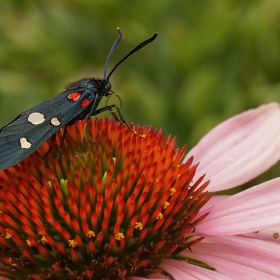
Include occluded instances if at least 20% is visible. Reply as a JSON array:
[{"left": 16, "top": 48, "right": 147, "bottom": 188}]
[
  {"left": 86, "top": 94, "right": 100, "bottom": 141},
  {"left": 57, "top": 125, "right": 68, "bottom": 159},
  {"left": 91, "top": 104, "right": 146, "bottom": 138},
  {"left": 43, "top": 137, "right": 54, "bottom": 159},
  {"left": 85, "top": 116, "right": 94, "bottom": 142}
]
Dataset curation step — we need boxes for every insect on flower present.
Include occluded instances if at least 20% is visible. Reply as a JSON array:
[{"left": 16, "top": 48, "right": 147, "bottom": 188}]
[{"left": 0, "top": 28, "right": 158, "bottom": 170}]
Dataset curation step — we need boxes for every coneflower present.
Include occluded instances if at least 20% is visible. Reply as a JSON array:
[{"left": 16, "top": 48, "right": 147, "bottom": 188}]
[{"left": 1, "top": 103, "right": 280, "bottom": 279}]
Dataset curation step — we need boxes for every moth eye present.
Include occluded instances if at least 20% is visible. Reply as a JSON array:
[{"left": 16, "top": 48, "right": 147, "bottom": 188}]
[{"left": 105, "top": 83, "right": 111, "bottom": 91}]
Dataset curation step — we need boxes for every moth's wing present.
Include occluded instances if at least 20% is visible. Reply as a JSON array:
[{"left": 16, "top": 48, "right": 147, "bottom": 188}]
[{"left": 0, "top": 89, "right": 96, "bottom": 170}]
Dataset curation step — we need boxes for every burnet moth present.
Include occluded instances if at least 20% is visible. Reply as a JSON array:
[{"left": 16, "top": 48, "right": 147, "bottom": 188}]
[{"left": 0, "top": 28, "right": 158, "bottom": 170}]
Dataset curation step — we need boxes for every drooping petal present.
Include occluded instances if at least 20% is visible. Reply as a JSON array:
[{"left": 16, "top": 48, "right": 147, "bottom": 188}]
[
  {"left": 243, "top": 226, "right": 280, "bottom": 247},
  {"left": 185, "top": 103, "right": 280, "bottom": 191},
  {"left": 197, "top": 177, "right": 280, "bottom": 235},
  {"left": 160, "top": 259, "right": 230, "bottom": 280},
  {"left": 181, "top": 236, "right": 280, "bottom": 279},
  {"left": 127, "top": 276, "right": 168, "bottom": 280},
  {"left": 213, "top": 234, "right": 280, "bottom": 255}
]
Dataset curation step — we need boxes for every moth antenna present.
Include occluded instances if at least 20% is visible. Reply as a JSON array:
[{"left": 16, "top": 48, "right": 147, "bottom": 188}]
[
  {"left": 103, "top": 28, "right": 123, "bottom": 79},
  {"left": 107, "top": 32, "right": 158, "bottom": 79}
]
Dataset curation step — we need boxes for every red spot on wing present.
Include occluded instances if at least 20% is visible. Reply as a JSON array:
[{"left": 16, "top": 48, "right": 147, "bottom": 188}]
[
  {"left": 68, "top": 92, "right": 81, "bottom": 101},
  {"left": 81, "top": 98, "right": 90, "bottom": 108}
]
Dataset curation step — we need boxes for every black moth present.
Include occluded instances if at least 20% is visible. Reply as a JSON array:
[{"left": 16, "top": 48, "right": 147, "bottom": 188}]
[{"left": 0, "top": 28, "right": 157, "bottom": 170}]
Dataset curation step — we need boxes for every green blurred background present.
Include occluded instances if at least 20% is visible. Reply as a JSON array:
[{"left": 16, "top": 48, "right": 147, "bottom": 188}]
[{"left": 0, "top": 0, "right": 280, "bottom": 190}]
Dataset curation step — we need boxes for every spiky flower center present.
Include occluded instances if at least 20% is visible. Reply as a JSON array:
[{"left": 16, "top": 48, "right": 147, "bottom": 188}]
[{"left": 0, "top": 118, "right": 211, "bottom": 279}]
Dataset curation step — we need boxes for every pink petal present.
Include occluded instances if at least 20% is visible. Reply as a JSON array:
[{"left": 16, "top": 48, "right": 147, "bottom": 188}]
[
  {"left": 214, "top": 234, "right": 280, "bottom": 255},
  {"left": 181, "top": 237, "right": 280, "bottom": 279},
  {"left": 160, "top": 259, "right": 230, "bottom": 280},
  {"left": 127, "top": 277, "right": 168, "bottom": 280},
  {"left": 201, "top": 194, "right": 228, "bottom": 208},
  {"left": 197, "top": 177, "right": 280, "bottom": 235},
  {"left": 243, "top": 226, "right": 280, "bottom": 246},
  {"left": 185, "top": 103, "right": 280, "bottom": 191}
]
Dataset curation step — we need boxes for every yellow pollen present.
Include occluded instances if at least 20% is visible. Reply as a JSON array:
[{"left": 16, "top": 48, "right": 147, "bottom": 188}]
[
  {"left": 40, "top": 236, "right": 48, "bottom": 244},
  {"left": 170, "top": 187, "right": 176, "bottom": 196},
  {"left": 176, "top": 174, "right": 181, "bottom": 178},
  {"left": 156, "top": 213, "right": 163, "bottom": 220},
  {"left": 26, "top": 240, "right": 32, "bottom": 247},
  {"left": 134, "top": 222, "right": 144, "bottom": 230},
  {"left": 115, "top": 233, "right": 125, "bottom": 241},
  {"left": 87, "top": 231, "right": 96, "bottom": 238},
  {"left": 163, "top": 201, "right": 170, "bottom": 209},
  {"left": 68, "top": 239, "right": 77, "bottom": 248},
  {"left": 5, "top": 232, "right": 12, "bottom": 239}
]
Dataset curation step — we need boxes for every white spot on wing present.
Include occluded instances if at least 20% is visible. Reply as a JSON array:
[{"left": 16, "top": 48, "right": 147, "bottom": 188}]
[
  {"left": 20, "top": 138, "right": 32, "bottom": 149},
  {"left": 28, "top": 112, "right": 45, "bottom": 125},
  {"left": 51, "top": 117, "right": 61, "bottom": 126}
]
